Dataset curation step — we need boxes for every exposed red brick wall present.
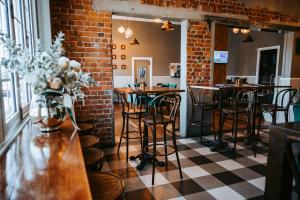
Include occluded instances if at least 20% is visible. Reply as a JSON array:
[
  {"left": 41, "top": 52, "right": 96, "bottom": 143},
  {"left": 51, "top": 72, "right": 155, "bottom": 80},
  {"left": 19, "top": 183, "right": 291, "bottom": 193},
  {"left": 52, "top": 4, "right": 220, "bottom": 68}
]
[
  {"left": 187, "top": 21, "right": 211, "bottom": 86},
  {"left": 50, "top": 0, "right": 114, "bottom": 145}
]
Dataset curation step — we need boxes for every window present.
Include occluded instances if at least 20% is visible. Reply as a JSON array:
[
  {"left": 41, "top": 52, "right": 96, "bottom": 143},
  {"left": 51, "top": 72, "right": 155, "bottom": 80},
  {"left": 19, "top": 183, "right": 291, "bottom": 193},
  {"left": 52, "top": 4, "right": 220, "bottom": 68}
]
[{"left": 0, "top": 0, "right": 37, "bottom": 142}]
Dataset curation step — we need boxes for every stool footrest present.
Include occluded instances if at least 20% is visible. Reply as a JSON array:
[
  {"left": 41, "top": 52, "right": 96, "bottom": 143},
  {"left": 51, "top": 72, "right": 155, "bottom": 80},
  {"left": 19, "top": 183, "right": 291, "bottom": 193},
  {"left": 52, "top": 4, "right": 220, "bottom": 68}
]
[{"left": 143, "top": 143, "right": 176, "bottom": 157}]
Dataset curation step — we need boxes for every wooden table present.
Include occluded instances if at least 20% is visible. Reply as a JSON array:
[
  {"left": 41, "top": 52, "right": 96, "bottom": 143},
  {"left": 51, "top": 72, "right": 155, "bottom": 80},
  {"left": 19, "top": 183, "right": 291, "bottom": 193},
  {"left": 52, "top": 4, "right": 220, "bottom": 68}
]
[
  {"left": 265, "top": 122, "right": 300, "bottom": 200},
  {"left": 190, "top": 84, "right": 291, "bottom": 152},
  {"left": 114, "top": 86, "right": 185, "bottom": 170},
  {"left": 0, "top": 120, "right": 92, "bottom": 200}
]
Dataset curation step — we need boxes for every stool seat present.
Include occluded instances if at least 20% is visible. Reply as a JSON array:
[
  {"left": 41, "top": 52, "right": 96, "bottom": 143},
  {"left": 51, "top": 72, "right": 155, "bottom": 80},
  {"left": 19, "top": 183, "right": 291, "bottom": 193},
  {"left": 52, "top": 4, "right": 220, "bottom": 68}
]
[
  {"left": 78, "top": 123, "right": 93, "bottom": 135},
  {"left": 88, "top": 172, "right": 125, "bottom": 200},
  {"left": 80, "top": 135, "right": 99, "bottom": 148},
  {"left": 76, "top": 115, "right": 94, "bottom": 123},
  {"left": 83, "top": 148, "right": 104, "bottom": 170}
]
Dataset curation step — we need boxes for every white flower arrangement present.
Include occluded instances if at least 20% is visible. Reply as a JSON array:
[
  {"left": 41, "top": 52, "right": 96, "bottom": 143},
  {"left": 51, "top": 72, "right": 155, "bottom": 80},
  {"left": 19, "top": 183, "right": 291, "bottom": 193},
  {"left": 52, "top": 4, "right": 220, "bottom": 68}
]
[{"left": 0, "top": 32, "right": 97, "bottom": 100}]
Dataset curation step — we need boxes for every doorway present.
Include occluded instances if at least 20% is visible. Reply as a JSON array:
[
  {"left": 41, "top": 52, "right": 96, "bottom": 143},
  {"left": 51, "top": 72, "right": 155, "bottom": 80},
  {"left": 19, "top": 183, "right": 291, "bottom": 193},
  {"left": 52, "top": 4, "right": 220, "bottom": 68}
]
[
  {"left": 256, "top": 46, "right": 280, "bottom": 85},
  {"left": 132, "top": 57, "right": 153, "bottom": 87}
]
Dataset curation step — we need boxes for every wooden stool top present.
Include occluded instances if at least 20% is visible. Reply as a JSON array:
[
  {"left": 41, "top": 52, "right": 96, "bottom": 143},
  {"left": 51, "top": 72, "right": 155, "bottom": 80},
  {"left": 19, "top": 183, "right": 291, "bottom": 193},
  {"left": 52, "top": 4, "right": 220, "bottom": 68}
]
[
  {"left": 80, "top": 135, "right": 99, "bottom": 148},
  {"left": 88, "top": 172, "right": 125, "bottom": 200},
  {"left": 78, "top": 123, "right": 93, "bottom": 135},
  {"left": 76, "top": 115, "right": 94, "bottom": 123},
  {"left": 83, "top": 148, "right": 104, "bottom": 166}
]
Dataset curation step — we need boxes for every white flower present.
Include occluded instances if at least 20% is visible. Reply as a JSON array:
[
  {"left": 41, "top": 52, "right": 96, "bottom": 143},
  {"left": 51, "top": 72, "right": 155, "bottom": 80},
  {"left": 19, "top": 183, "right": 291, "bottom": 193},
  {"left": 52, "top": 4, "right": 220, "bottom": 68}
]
[
  {"left": 49, "top": 77, "right": 63, "bottom": 90},
  {"left": 58, "top": 56, "right": 70, "bottom": 68},
  {"left": 70, "top": 60, "right": 81, "bottom": 71}
]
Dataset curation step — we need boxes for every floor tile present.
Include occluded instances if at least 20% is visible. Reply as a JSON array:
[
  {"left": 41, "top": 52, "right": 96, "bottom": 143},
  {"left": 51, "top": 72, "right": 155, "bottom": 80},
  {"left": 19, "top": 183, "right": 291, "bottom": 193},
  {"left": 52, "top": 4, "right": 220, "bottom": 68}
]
[
  {"left": 176, "top": 144, "right": 191, "bottom": 151},
  {"left": 193, "top": 175, "right": 225, "bottom": 190},
  {"left": 205, "top": 153, "right": 230, "bottom": 162},
  {"left": 125, "top": 177, "right": 147, "bottom": 192},
  {"left": 248, "top": 164, "right": 267, "bottom": 176},
  {"left": 248, "top": 177, "right": 266, "bottom": 191},
  {"left": 167, "top": 152, "right": 186, "bottom": 161},
  {"left": 107, "top": 160, "right": 131, "bottom": 170},
  {"left": 149, "top": 184, "right": 181, "bottom": 200},
  {"left": 235, "top": 156, "right": 261, "bottom": 167},
  {"left": 139, "top": 173, "right": 169, "bottom": 187},
  {"left": 231, "top": 167, "right": 263, "bottom": 180},
  {"left": 189, "top": 155, "right": 213, "bottom": 165},
  {"left": 171, "top": 179, "right": 205, "bottom": 196},
  {"left": 184, "top": 191, "right": 216, "bottom": 200},
  {"left": 207, "top": 186, "right": 245, "bottom": 200},
  {"left": 216, "top": 159, "right": 245, "bottom": 170},
  {"left": 230, "top": 181, "right": 264, "bottom": 199},
  {"left": 157, "top": 161, "right": 179, "bottom": 173},
  {"left": 193, "top": 147, "right": 216, "bottom": 155},
  {"left": 182, "top": 166, "right": 210, "bottom": 178},
  {"left": 213, "top": 171, "right": 245, "bottom": 185},
  {"left": 171, "top": 158, "right": 196, "bottom": 168},
  {"left": 125, "top": 188, "right": 155, "bottom": 200},
  {"left": 200, "top": 162, "right": 227, "bottom": 174},
  {"left": 110, "top": 167, "right": 138, "bottom": 179},
  {"left": 247, "top": 154, "right": 267, "bottom": 164},
  {"left": 178, "top": 138, "right": 198, "bottom": 144},
  {"left": 161, "top": 169, "right": 189, "bottom": 183},
  {"left": 179, "top": 149, "right": 201, "bottom": 158}
]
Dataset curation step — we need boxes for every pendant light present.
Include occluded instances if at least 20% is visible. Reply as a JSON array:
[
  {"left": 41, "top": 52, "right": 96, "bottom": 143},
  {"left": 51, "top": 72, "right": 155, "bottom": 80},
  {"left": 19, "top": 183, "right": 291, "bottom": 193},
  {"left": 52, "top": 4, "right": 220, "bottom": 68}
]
[
  {"left": 130, "top": 37, "right": 140, "bottom": 45},
  {"left": 118, "top": 26, "right": 125, "bottom": 33},
  {"left": 241, "top": 29, "right": 250, "bottom": 34},
  {"left": 161, "top": 20, "right": 175, "bottom": 31},
  {"left": 232, "top": 28, "right": 240, "bottom": 33}
]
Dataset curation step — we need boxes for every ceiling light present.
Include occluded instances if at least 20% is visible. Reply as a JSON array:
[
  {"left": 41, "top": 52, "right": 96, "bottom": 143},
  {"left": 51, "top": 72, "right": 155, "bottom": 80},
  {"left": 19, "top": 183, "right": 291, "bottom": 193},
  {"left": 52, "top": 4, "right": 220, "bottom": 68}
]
[
  {"left": 154, "top": 18, "right": 162, "bottom": 23},
  {"left": 130, "top": 37, "right": 140, "bottom": 45},
  {"left": 241, "top": 29, "right": 250, "bottom": 34},
  {"left": 161, "top": 20, "right": 174, "bottom": 31},
  {"left": 118, "top": 26, "right": 125, "bottom": 34},
  {"left": 232, "top": 28, "right": 240, "bottom": 33},
  {"left": 124, "top": 27, "right": 133, "bottom": 38}
]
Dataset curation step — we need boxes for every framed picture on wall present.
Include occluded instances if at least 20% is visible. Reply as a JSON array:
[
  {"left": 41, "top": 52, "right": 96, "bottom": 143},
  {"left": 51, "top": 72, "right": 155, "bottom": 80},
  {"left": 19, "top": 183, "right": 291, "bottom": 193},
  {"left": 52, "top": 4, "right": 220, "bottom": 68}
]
[
  {"left": 112, "top": 44, "right": 116, "bottom": 49},
  {"left": 138, "top": 67, "right": 147, "bottom": 78},
  {"left": 121, "top": 55, "right": 126, "bottom": 59},
  {"left": 112, "top": 55, "right": 117, "bottom": 59},
  {"left": 121, "top": 44, "right": 125, "bottom": 50},
  {"left": 113, "top": 64, "right": 117, "bottom": 69},
  {"left": 121, "top": 65, "right": 126, "bottom": 69}
]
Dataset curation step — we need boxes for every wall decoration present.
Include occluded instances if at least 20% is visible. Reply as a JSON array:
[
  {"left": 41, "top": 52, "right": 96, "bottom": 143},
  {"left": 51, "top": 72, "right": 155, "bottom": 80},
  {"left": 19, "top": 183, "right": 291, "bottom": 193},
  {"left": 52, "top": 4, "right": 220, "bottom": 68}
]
[
  {"left": 296, "top": 38, "right": 300, "bottom": 55},
  {"left": 121, "top": 55, "right": 126, "bottom": 59},
  {"left": 112, "top": 44, "right": 116, "bottom": 49},
  {"left": 112, "top": 55, "right": 116, "bottom": 59},
  {"left": 169, "top": 63, "right": 180, "bottom": 78},
  {"left": 113, "top": 64, "right": 117, "bottom": 69},
  {"left": 138, "top": 67, "right": 147, "bottom": 79},
  {"left": 121, "top": 65, "right": 126, "bottom": 69},
  {"left": 121, "top": 44, "right": 125, "bottom": 50}
]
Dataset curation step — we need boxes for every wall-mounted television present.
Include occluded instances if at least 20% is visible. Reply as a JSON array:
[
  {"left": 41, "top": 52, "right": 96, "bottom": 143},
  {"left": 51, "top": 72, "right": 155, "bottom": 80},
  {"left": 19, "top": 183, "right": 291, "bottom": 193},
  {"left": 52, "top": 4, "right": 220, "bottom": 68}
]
[{"left": 214, "top": 51, "right": 228, "bottom": 64}]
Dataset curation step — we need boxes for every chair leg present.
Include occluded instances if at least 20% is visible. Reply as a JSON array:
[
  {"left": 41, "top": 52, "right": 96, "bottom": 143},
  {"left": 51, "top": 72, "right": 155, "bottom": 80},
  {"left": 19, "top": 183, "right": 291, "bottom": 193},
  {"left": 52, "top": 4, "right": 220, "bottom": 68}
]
[
  {"left": 220, "top": 112, "right": 226, "bottom": 137},
  {"left": 126, "top": 115, "right": 129, "bottom": 162},
  {"left": 138, "top": 115, "right": 143, "bottom": 150},
  {"left": 233, "top": 113, "right": 238, "bottom": 160},
  {"left": 117, "top": 114, "right": 125, "bottom": 154},
  {"left": 172, "top": 122, "right": 183, "bottom": 179},
  {"left": 163, "top": 125, "right": 168, "bottom": 170},
  {"left": 285, "top": 111, "right": 289, "bottom": 123},
  {"left": 212, "top": 109, "right": 217, "bottom": 142},
  {"left": 152, "top": 126, "right": 157, "bottom": 185},
  {"left": 257, "top": 112, "right": 262, "bottom": 139},
  {"left": 200, "top": 107, "right": 204, "bottom": 144}
]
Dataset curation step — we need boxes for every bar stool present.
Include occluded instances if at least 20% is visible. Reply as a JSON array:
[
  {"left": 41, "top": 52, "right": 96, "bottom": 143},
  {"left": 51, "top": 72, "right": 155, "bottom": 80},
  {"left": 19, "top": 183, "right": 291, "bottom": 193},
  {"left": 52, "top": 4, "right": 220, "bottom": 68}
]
[
  {"left": 220, "top": 90, "right": 256, "bottom": 158},
  {"left": 257, "top": 88, "right": 297, "bottom": 135},
  {"left": 77, "top": 123, "right": 93, "bottom": 135},
  {"left": 143, "top": 93, "right": 182, "bottom": 185},
  {"left": 80, "top": 135, "right": 99, "bottom": 148},
  {"left": 87, "top": 172, "right": 125, "bottom": 200},
  {"left": 83, "top": 148, "right": 104, "bottom": 171},
  {"left": 117, "top": 92, "right": 145, "bottom": 161},
  {"left": 187, "top": 86, "right": 217, "bottom": 145}
]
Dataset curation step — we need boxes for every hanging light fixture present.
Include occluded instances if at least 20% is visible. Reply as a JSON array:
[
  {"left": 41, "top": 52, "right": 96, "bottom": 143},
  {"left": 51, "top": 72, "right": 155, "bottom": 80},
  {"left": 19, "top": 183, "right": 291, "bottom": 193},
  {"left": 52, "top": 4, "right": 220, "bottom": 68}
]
[
  {"left": 232, "top": 28, "right": 240, "bottom": 33},
  {"left": 130, "top": 37, "right": 140, "bottom": 45},
  {"left": 241, "top": 29, "right": 250, "bottom": 34},
  {"left": 124, "top": 27, "right": 133, "bottom": 39},
  {"left": 118, "top": 26, "right": 125, "bottom": 33},
  {"left": 161, "top": 20, "right": 175, "bottom": 31}
]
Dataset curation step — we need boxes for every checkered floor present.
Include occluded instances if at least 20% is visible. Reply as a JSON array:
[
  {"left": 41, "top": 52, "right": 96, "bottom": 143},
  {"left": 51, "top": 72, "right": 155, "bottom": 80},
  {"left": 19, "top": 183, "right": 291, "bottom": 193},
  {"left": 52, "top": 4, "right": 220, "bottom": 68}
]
[{"left": 101, "top": 135, "right": 267, "bottom": 200}]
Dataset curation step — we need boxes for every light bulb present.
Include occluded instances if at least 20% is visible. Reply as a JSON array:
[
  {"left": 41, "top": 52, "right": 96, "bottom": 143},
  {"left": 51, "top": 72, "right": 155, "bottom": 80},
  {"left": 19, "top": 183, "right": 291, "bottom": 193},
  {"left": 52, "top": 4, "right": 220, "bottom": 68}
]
[
  {"left": 232, "top": 28, "right": 239, "bottom": 33},
  {"left": 241, "top": 29, "right": 250, "bottom": 34},
  {"left": 125, "top": 27, "right": 133, "bottom": 39},
  {"left": 118, "top": 26, "right": 125, "bottom": 33}
]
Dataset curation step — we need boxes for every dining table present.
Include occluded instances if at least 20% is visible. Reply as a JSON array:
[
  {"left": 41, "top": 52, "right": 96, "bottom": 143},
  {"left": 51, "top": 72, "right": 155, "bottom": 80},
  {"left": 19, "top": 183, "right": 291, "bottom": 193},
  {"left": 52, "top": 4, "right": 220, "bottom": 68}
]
[
  {"left": 114, "top": 86, "right": 185, "bottom": 170},
  {"left": 190, "top": 84, "right": 292, "bottom": 152}
]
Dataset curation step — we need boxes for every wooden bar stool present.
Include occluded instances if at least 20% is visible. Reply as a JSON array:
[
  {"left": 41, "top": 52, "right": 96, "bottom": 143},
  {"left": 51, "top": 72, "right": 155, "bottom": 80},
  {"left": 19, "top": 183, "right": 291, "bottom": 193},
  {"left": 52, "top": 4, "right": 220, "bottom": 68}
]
[
  {"left": 76, "top": 115, "right": 94, "bottom": 124},
  {"left": 83, "top": 148, "right": 104, "bottom": 171},
  {"left": 87, "top": 172, "right": 125, "bottom": 200},
  {"left": 78, "top": 123, "right": 93, "bottom": 135},
  {"left": 80, "top": 135, "right": 99, "bottom": 149}
]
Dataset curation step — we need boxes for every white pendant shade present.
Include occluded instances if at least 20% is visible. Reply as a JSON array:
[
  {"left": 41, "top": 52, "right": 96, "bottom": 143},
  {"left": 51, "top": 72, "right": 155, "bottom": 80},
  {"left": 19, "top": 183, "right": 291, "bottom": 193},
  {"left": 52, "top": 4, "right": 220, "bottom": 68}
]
[
  {"left": 124, "top": 27, "right": 133, "bottom": 39},
  {"left": 232, "top": 28, "right": 239, "bottom": 33},
  {"left": 241, "top": 29, "right": 250, "bottom": 34},
  {"left": 118, "top": 26, "right": 125, "bottom": 33}
]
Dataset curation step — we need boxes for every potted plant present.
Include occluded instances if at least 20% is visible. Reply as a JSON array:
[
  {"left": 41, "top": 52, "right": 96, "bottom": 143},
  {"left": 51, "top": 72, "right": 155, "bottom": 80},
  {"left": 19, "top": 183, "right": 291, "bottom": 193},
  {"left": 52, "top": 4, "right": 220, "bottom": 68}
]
[{"left": 0, "top": 32, "right": 97, "bottom": 131}]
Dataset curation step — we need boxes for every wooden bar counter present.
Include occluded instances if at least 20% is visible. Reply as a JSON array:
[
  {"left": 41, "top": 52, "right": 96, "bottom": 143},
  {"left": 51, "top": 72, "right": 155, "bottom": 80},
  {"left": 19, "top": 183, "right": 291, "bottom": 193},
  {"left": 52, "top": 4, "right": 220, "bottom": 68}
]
[{"left": 0, "top": 120, "right": 92, "bottom": 200}]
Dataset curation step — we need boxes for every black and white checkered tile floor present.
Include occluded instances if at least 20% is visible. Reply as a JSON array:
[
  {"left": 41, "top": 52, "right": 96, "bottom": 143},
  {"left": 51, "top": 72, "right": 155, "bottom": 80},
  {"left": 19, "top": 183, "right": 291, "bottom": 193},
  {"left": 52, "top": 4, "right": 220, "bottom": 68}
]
[{"left": 101, "top": 136, "right": 267, "bottom": 200}]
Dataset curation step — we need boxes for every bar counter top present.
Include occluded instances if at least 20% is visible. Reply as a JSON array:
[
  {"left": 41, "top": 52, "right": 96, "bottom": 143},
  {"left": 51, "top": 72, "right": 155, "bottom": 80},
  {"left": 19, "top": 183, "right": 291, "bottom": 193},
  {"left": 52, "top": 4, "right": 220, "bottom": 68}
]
[{"left": 0, "top": 120, "right": 92, "bottom": 200}]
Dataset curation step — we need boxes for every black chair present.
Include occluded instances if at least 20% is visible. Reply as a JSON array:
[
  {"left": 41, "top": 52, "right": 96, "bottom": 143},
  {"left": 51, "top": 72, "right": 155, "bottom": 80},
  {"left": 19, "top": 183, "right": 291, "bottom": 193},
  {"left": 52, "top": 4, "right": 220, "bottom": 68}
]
[
  {"left": 187, "top": 86, "right": 217, "bottom": 145},
  {"left": 257, "top": 88, "right": 297, "bottom": 136},
  {"left": 117, "top": 92, "right": 145, "bottom": 161},
  {"left": 287, "top": 141, "right": 300, "bottom": 200},
  {"left": 143, "top": 93, "right": 182, "bottom": 185},
  {"left": 220, "top": 89, "right": 256, "bottom": 158}
]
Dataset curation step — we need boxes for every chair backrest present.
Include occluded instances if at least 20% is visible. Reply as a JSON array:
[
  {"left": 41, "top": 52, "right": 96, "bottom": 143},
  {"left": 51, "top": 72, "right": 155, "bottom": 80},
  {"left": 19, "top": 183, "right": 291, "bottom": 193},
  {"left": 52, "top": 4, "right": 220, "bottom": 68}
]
[
  {"left": 275, "top": 88, "right": 297, "bottom": 110},
  {"left": 234, "top": 89, "right": 256, "bottom": 113},
  {"left": 188, "top": 86, "right": 216, "bottom": 105},
  {"left": 119, "top": 92, "right": 144, "bottom": 112},
  {"left": 150, "top": 93, "right": 181, "bottom": 125}
]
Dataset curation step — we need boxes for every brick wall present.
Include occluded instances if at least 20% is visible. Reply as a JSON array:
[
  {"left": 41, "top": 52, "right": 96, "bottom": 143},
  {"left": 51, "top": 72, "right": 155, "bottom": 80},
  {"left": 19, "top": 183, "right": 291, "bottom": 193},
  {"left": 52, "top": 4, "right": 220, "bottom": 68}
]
[{"left": 50, "top": 0, "right": 114, "bottom": 145}]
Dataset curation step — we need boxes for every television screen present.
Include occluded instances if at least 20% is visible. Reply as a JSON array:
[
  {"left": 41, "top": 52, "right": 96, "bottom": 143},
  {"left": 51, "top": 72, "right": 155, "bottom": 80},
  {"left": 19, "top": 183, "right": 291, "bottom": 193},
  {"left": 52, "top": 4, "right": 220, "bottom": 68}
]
[{"left": 214, "top": 51, "right": 228, "bottom": 64}]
